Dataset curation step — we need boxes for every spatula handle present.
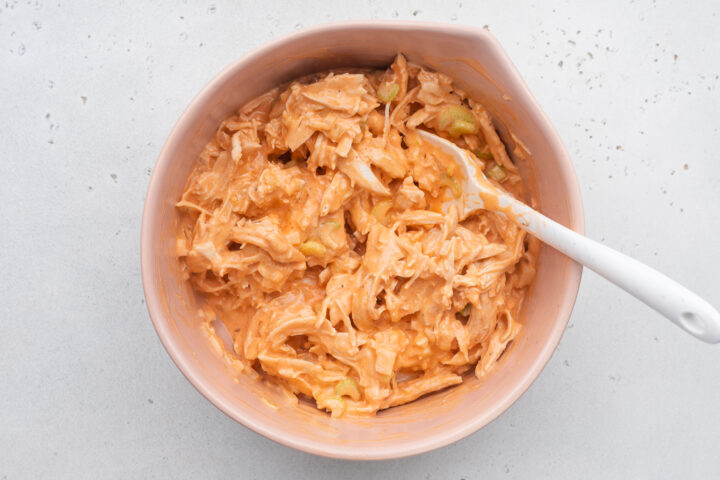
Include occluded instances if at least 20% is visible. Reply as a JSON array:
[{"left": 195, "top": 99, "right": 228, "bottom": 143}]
[{"left": 507, "top": 196, "right": 720, "bottom": 343}]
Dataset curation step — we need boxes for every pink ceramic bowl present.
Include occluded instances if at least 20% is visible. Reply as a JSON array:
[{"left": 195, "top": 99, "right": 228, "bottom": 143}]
[{"left": 141, "top": 21, "right": 584, "bottom": 460}]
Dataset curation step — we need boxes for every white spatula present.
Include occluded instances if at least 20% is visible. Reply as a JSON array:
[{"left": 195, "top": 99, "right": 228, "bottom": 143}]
[{"left": 418, "top": 129, "right": 720, "bottom": 344}]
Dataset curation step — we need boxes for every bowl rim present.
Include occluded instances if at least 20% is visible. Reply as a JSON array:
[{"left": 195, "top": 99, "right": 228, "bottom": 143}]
[{"left": 141, "top": 20, "right": 585, "bottom": 460}]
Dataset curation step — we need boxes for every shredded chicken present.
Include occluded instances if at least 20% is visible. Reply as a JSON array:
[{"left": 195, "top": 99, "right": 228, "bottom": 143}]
[{"left": 176, "top": 54, "right": 539, "bottom": 417}]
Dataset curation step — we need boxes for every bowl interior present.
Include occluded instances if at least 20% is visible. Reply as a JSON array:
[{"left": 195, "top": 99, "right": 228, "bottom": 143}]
[{"left": 142, "top": 23, "right": 583, "bottom": 460}]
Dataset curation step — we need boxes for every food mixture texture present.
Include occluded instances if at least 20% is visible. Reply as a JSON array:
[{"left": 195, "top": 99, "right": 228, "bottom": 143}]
[{"left": 176, "top": 54, "right": 538, "bottom": 416}]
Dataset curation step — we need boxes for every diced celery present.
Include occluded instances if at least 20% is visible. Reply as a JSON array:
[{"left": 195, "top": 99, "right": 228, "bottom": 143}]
[
  {"left": 377, "top": 82, "right": 399, "bottom": 103},
  {"left": 441, "top": 172, "right": 462, "bottom": 199},
  {"left": 474, "top": 148, "right": 493, "bottom": 161},
  {"left": 438, "top": 105, "right": 477, "bottom": 132},
  {"left": 371, "top": 199, "right": 392, "bottom": 224},
  {"left": 299, "top": 240, "right": 326, "bottom": 257},
  {"left": 325, "top": 395, "right": 346, "bottom": 418},
  {"left": 335, "top": 378, "right": 361, "bottom": 401},
  {"left": 487, "top": 164, "right": 507, "bottom": 182},
  {"left": 448, "top": 119, "right": 477, "bottom": 138}
]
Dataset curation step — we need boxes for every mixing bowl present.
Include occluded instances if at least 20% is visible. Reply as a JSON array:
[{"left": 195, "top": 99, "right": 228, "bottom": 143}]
[{"left": 141, "top": 21, "right": 584, "bottom": 460}]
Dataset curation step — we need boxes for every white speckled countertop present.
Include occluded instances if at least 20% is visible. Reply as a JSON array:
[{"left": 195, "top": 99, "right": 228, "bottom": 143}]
[{"left": 2, "top": 1, "right": 719, "bottom": 478}]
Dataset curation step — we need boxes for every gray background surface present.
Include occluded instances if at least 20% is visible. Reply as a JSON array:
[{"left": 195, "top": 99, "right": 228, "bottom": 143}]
[{"left": 2, "top": 1, "right": 719, "bottom": 478}]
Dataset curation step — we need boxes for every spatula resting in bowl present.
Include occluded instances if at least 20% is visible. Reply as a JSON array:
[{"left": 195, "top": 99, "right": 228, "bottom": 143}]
[{"left": 417, "top": 129, "right": 720, "bottom": 344}]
